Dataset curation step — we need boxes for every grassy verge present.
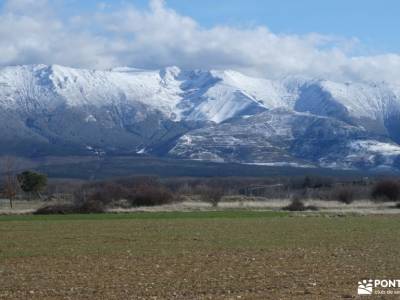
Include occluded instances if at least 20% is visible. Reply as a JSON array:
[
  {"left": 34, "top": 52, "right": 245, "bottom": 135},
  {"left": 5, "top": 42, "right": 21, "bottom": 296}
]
[{"left": 0, "top": 210, "right": 288, "bottom": 222}]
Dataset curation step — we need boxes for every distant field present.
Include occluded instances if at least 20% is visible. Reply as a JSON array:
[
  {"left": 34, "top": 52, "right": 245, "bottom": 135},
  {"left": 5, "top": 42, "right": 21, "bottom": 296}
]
[
  {"left": 1, "top": 212, "right": 399, "bottom": 299},
  {"left": 35, "top": 155, "right": 367, "bottom": 179}
]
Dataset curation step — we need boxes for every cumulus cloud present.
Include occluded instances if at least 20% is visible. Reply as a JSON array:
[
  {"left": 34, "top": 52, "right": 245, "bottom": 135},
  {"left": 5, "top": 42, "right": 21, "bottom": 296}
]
[{"left": 0, "top": 0, "right": 400, "bottom": 84}]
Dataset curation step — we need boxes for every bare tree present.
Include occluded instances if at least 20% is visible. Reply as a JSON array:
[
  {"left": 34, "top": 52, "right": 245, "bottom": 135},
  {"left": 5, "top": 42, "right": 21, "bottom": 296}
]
[
  {"left": 1, "top": 156, "right": 19, "bottom": 208},
  {"left": 197, "top": 185, "right": 224, "bottom": 207}
]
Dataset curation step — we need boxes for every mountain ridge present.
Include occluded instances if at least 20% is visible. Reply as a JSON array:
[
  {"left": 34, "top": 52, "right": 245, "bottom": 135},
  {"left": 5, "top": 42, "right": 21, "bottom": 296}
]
[{"left": 1, "top": 64, "right": 400, "bottom": 171}]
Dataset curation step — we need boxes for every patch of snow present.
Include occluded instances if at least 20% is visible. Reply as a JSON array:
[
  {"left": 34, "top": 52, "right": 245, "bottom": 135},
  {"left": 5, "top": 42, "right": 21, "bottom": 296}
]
[
  {"left": 85, "top": 114, "right": 97, "bottom": 123},
  {"left": 137, "top": 148, "right": 146, "bottom": 154},
  {"left": 350, "top": 140, "right": 400, "bottom": 156},
  {"left": 246, "top": 162, "right": 315, "bottom": 168}
]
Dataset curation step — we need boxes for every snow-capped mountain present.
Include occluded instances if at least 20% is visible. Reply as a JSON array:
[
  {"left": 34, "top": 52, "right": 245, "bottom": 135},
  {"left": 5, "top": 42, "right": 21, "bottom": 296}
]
[
  {"left": 0, "top": 65, "right": 276, "bottom": 122},
  {"left": 1, "top": 64, "right": 400, "bottom": 171},
  {"left": 170, "top": 108, "right": 400, "bottom": 170}
]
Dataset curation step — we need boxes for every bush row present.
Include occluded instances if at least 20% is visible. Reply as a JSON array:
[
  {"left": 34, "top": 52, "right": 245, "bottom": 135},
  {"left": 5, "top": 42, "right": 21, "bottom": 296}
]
[{"left": 34, "top": 177, "right": 400, "bottom": 214}]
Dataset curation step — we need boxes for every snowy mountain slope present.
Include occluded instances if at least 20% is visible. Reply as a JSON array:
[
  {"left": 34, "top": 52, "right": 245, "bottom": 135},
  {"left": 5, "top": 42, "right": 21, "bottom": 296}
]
[
  {"left": 1, "top": 64, "right": 400, "bottom": 170},
  {"left": 170, "top": 108, "right": 400, "bottom": 170},
  {"left": 179, "top": 70, "right": 301, "bottom": 123},
  {"left": 0, "top": 65, "right": 183, "bottom": 119},
  {"left": 2, "top": 64, "right": 399, "bottom": 125},
  {"left": 0, "top": 65, "right": 290, "bottom": 123},
  {"left": 294, "top": 80, "right": 400, "bottom": 140},
  {"left": 0, "top": 64, "right": 298, "bottom": 155},
  {"left": 0, "top": 65, "right": 210, "bottom": 155}
]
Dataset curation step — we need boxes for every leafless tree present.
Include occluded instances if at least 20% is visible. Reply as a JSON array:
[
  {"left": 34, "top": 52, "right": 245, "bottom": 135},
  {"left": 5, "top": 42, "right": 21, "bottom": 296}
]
[{"left": 1, "top": 156, "right": 19, "bottom": 208}]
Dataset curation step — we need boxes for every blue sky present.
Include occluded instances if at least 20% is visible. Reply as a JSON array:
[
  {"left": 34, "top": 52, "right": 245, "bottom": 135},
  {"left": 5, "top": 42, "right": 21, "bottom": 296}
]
[{"left": 61, "top": 0, "right": 400, "bottom": 54}]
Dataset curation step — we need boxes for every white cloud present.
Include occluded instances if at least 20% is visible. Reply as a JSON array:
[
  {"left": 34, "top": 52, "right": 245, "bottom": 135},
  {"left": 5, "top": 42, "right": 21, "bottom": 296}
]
[{"left": 0, "top": 0, "right": 400, "bottom": 84}]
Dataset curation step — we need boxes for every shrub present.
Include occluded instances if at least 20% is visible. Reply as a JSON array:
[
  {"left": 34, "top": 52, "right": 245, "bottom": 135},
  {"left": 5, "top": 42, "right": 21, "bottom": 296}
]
[
  {"left": 86, "top": 183, "right": 130, "bottom": 205},
  {"left": 73, "top": 178, "right": 177, "bottom": 209},
  {"left": 77, "top": 200, "right": 105, "bottom": 213},
  {"left": 283, "top": 197, "right": 306, "bottom": 211},
  {"left": 34, "top": 204, "right": 76, "bottom": 215},
  {"left": 371, "top": 180, "right": 400, "bottom": 202},
  {"left": 128, "top": 184, "right": 175, "bottom": 207},
  {"left": 305, "top": 205, "right": 319, "bottom": 211},
  {"left": 34, "top": 200, "right": 105, "bottom": 215},
  {"left": 283, "top": 196, "right": 319, "bottom": 211},
  {"left": 335, "top": 187, "right": 355, "bottom": 204},
  {"left": 197, "top": 185, "right": 224, "bottom": 207}
]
